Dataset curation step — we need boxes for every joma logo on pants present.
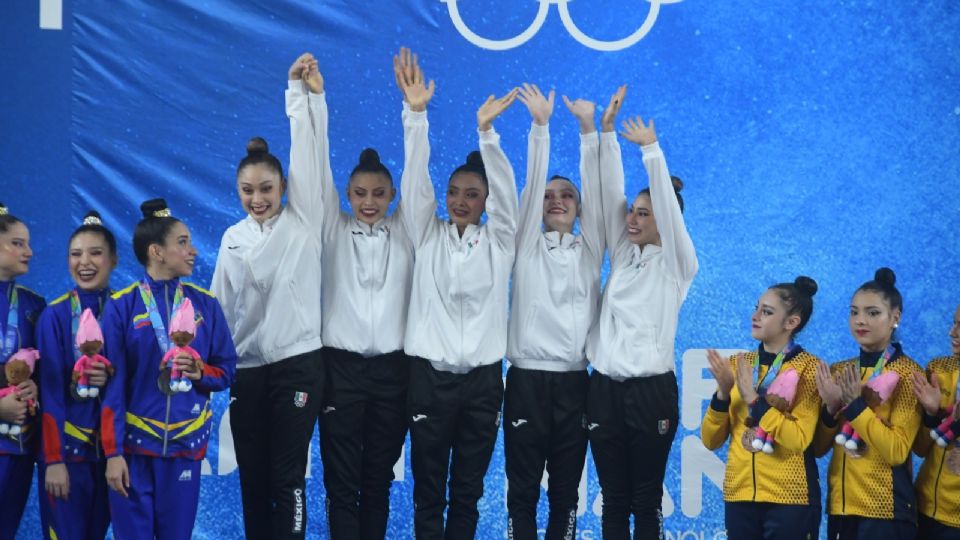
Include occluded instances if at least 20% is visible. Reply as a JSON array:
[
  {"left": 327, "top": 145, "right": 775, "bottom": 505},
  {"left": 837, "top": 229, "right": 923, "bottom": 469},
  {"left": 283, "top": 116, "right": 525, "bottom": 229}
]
[{"left": 292, "top": 488, "right": 304, "bottom": 533}]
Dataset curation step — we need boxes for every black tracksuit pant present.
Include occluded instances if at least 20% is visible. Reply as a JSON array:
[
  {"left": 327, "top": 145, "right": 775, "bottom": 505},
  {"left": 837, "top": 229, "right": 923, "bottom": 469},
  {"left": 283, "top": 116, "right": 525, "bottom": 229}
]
[
  {"left": 918, "top": 514, "right": 960, "bottom": 540},
  {"left": 586, "top": 370, "right": 679, "bottom": 540},
  {"left": 407, "top": 357, "right": 504, "bottom": 540},
  {"left": 319, "top": 347, "right": 410, "bottom": 540},
  {"left": 503, "top": 366, "right": 588, "bottom": 540},
  {"left": 229, "top": 349, "right": 324, "bottom": 540},
  {"left": 827, "top": 516, "right": 917, "bottom": 540}
]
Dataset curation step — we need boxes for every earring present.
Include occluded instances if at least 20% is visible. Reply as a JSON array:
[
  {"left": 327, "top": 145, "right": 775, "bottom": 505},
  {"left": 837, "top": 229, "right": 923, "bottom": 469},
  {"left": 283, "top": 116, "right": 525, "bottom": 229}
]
[{"left": 893, "top": 323, "right": 899, "bottom": 328}]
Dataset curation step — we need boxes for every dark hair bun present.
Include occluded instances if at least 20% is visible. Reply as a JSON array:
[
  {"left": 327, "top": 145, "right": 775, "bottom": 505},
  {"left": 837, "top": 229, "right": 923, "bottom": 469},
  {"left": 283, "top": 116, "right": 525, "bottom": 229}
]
[
  {"left": 358, "top": 148, "right": 382, "bottom": 167},
  {"left": 465, "top": 150, "right": 484, "bottom": 169},
  {"left": 84, "top": 210, "right": 101, "bottom": 220},
  {"left": 874, "top": 267, "right": 896, "bottom": 288},
  {"left": 794, "top": 276, "right": 818, "bottom": 297},
  {"left": 670, "top": 176, "right": 684, "bottom": 193},
  {"left": 140, "top": 198, "right": 170, "bottom": 220},
  {"left": 246, "top": 137, "right": 269, "bottom": 155}
]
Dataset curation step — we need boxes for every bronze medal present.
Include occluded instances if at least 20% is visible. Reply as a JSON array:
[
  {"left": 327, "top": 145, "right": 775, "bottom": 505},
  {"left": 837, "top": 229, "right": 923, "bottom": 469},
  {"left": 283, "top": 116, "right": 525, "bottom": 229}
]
[{"left": 741, "top": 426, "right": 761, "bottom": 453}]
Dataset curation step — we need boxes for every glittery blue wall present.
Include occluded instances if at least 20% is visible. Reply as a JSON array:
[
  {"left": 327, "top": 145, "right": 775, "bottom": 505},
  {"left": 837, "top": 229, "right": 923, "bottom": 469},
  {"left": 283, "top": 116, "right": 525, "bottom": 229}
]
[{"left": 6, "top": 1, "right": 960, "bottom": 538}]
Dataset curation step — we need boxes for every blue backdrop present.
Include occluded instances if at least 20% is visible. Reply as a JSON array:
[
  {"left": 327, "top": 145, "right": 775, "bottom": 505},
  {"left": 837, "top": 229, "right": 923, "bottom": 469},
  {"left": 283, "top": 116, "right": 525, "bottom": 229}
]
[{"left": 4, "top": 1, "right": 960, "bottom": 538}]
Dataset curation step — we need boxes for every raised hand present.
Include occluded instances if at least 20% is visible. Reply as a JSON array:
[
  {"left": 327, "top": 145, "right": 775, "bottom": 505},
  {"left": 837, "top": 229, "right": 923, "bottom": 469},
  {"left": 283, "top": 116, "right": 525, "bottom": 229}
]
[
  {"left": 288, "top": 53, "right": 313, "bottom": 81},
  {"left": 735, "top": 355, "right": 759, "bottom": 405},
  {"left": 477, "top": 88, "right": 520, "bottom": 131},
  {"left": 562, "top": 95, "right": 596, "bottom": 134},
  {"left": 911, "top": 371, "right": 942, "bottom": 416},
  {"left": 706, "top": 349, "right": 734, "bottom": 400},
  {"left": 303, "top": 57, "right": 323, "bottom": 94},
  {"left": 393, "top": 47, "right": 435, "bottom": 112},
  {"left": 815, "top": 361, "right": 844, "bottom": 414},
  {"left": 620, "top": 116, "right": 657, "bottom": 146},
  {"left": 600, "top": 85, "right": 627, "bottom": 132},
  {"left": 517, "top": 83, "right": 555, "bottom": 126}
]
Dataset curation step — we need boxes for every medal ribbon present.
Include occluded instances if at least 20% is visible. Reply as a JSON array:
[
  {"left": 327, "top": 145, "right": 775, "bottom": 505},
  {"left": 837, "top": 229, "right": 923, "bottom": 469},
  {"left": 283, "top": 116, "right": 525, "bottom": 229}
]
[
  {"left": 137, "top": 279, "right": 184, "bottom": 355},
  {"left": 752, "top": 341, "right": 795, "bottom": 396},
  {"left": 1, "top": 286, "right": 19, "bottom": 361}
]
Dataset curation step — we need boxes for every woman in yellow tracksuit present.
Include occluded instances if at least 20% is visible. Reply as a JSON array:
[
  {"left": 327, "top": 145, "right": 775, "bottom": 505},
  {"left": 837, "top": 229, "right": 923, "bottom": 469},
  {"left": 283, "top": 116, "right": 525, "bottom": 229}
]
[
  {"left": 911, "top": 303, "right": 960, "bottom": 539},
  {"left": 814, "top": 267, "right": 922, "bottom": 539},
  {"left": 702, "top": 276, "right": 822, "bottom": 539}
]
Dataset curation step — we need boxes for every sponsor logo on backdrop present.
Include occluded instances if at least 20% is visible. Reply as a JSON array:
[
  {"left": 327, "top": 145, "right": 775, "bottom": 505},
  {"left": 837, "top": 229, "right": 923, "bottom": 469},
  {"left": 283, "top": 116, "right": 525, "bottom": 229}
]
[{"left": 440, "top": 0, "right": 683, "bottom": 51}]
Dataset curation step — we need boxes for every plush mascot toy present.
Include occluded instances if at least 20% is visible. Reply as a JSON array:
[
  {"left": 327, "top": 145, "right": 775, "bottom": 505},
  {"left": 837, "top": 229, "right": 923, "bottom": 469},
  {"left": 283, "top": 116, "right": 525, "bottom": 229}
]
[
  {"left": 0, "top": 348, "right": 40, "bottom": 435},
  {"left": 835, "top": 370, "right": 900, "bottom": 453},
  {"left": 72, "top": 308, "right": 113, "bottom": 398},
  {"left": 751, "top": 368, "right": 799, "bottom": 454},
  {"left": 161, "top": 298, "right": 200, "bottom": 393},
  {"left": 931, "top": 404, "right": 960, "bottom": 448}
]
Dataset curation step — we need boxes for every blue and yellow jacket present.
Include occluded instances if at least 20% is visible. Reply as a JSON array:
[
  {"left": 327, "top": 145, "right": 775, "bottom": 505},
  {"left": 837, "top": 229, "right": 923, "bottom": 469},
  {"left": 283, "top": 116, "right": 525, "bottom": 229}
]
[
  {"left": 0, "top": 280, "right": 46, "bottom": 456},
  {"left": 813, "top": 344, "right": 922, "bottom": 521},
  {"left": 36, "top": 287, "right": 111, "bottom": 464},
  {"left": 100, "top": 276, "right": 236, "bottom": 460},
  {"left": 701, "top": 346, "right": 822, "bottom": 505},
  {"left": 913, "top": 354, "right": 960, "bottom": 528}
]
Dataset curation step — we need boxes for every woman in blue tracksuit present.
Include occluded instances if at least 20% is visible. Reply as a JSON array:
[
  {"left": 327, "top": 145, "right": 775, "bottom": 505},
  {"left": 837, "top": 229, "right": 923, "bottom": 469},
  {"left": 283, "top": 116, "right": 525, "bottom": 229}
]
[
  {"left": 100, "top": 199, "right": 237, "bottom": 540},
  {"left": 36, "top": 210, "right": 117, "bottom": 540},
  {"left": 0, "top": 202, "right": 46, "bottom": 540}
]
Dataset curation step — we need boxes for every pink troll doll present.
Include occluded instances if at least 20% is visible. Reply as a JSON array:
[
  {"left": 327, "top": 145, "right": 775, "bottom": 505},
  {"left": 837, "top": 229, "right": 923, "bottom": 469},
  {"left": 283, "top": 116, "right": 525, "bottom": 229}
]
[
  {"left": 0, "top": 348, "right": 40, "bottom": 435},
  {"left": 161, "top": 298, "right": 200, "bottom": 393},
  {"left": 835, "top": 370, "right": 900, "bottom": 451},
  {"left": 73, "top": 308, "right": 113, "bottom": 398},
  {"left": 751, "top": 368, "right": 799, "bottom": 454}
]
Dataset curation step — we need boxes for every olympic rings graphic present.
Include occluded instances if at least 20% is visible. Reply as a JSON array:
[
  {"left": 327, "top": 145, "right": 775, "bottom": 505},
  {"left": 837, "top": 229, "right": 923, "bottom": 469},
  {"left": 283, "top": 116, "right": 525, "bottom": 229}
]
[{"left": 440, "top": 0, "right": 683, "bottom": 52}]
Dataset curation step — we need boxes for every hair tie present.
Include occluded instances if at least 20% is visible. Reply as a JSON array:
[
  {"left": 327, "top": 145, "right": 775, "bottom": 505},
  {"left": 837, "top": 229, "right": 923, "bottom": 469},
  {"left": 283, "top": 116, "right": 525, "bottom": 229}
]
[
  {"left": 0, "top": 206, "right": 7, "bottom": 216},
  {"left": 153, "top": 208, "right": 172, "bottom": 218},
  {"left": 83, "top": 215, "right": 103, "bottom": 226}
]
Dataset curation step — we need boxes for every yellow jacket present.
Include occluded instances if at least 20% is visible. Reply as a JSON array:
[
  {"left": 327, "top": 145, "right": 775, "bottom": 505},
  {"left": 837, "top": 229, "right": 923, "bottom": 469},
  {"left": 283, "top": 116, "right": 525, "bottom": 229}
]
[
  {"left": 913, "top": 354, "right": 960, "bottom": 527},
  {"left": 701, "top": 347, "right": 822, "bottom": 505},
  {"left": 813, "top": 345, "right": 922, "bottom": 521}
]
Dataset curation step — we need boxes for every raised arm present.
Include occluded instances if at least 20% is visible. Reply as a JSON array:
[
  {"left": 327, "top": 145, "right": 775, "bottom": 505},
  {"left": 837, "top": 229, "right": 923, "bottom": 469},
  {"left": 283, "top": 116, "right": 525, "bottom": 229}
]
[
  {"left": 563, "top": 95, "right": 602, "bottom": 262},
  {"left": 477, "top": 88, "right": 521, "bottom": 252},
  {"left": 597, "top": 86, "right": 632, "bottom": 264},
  {"left": 394, "top": 47, "right": 437, "bottom": 248},
  {"left": 515, "top": 83, "right": 554, "bottom": 255},
  {"left": 285, "top": 53, "right": 326, "bottom": 230},
  {"left": 620, "top": 117, "right": 698, "bottom": 282}
]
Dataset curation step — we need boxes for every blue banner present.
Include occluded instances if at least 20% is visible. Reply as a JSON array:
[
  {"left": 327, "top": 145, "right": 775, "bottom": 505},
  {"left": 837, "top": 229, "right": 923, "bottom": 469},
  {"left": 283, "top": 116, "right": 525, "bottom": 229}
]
[{"left": 7, "top": 1, "right": 960, "bottom": 538}]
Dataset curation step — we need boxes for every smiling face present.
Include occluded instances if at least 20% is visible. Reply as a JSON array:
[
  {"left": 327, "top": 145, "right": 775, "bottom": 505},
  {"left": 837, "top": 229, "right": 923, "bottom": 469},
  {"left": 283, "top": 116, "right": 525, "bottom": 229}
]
[
  {"left": 446, "top": 171, "right": 488, "bottom": 232},
  {"left": 68, "top": 231, "right": 117, "bottom": 292},
  {"left": 238, "top": 163, "right": 285, "bottom": 224},
  {"left": 0, "top": 222, "right": 32, "bottom": 280},
  {"left": 348, "top": 171, "right": 395, "bottom": 225},
  {"left": 849, "top": 290, "right": 901, "bottom": 352},
  {"left": 150, "top": 222, "right": 197, "bottom": 279},
  {"left": 542, "top": 177, "right": 579, "bottom": 234},
  {"left": 626, "top": 193, "right": 659, "bottom": 246}
]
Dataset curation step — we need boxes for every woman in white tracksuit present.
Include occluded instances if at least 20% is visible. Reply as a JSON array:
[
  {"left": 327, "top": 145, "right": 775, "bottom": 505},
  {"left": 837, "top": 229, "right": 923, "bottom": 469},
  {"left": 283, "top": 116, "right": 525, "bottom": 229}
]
[
  {"left": 210, "top": 54, "right": 325, "bottom": 540},
  {"left": 394, "top": 48, "right": 519, "bottom": 540},
  {"left": 502, "top": 85, "right": 605, "bottom": 540},
  {"left": 584, "top": 93, "right": 698, "bottom": 540},
  {"left": 312, "top": 55, "right": 415, "bottom": 540}
]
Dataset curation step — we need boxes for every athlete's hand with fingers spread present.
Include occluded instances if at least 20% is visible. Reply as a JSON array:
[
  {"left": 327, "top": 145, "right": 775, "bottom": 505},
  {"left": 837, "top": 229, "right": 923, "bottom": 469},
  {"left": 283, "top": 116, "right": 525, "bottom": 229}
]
[
  {"left": 517, "top": 83, "right": 554, "bottom": 126},
  {"left": 393, "top": 47, "right": 435, "bottom": 112},
  {"left": 106, "top": 455, "right": 130, "bottom": 497},
  {"left": 477, "top": 88, "right": 520, "bottom": 131},
  {"left": 815, "top": 361, "right": 843, "bottom": 414},
  {"left": 562, "top": 95, "right": 596, "bottom": 134},
  {"left": 911, "top": 371, "right": 942, "bottom": 417},
  {"left": 838, "top": 363, "right": 862, "bottom": 407},
  {"left": 600, "top": 85, "right": 626, "bottom": 133},
  {"left": 619, "top": 116, "right": 657, "bottom": 146},
  {"left": 735, "top": 355, "right": 758, "bottom": 405},
  {"left": 706, "top": 349, "right": 734, "bottom": 401}
]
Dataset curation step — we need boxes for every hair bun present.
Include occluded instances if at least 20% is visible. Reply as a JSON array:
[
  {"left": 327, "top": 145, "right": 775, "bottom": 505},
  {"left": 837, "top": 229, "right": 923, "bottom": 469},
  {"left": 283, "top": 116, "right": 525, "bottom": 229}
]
[
  {"left": 246, "top": 137, "right": 269, "bottom": 155},
  {"left": 140, "top": 198, "right": 171, "bottom": 219},
  {"left": 0, "top": 202, "right": 7, "bottom": 215},
  {"left": 874, "top": 267, "right": 896, "bottom": 288},
  {"left": 358, "top": 148, "right": 382, "bottom": 167},
  {"left": 670, "top": 176, "right": 684, "bottom": 193},
  {"left": 465, "top": 150, "right": 484, "bottom": 170},
  {"left": 794, "top": 276, "right": 818, "bottom": 297}
]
